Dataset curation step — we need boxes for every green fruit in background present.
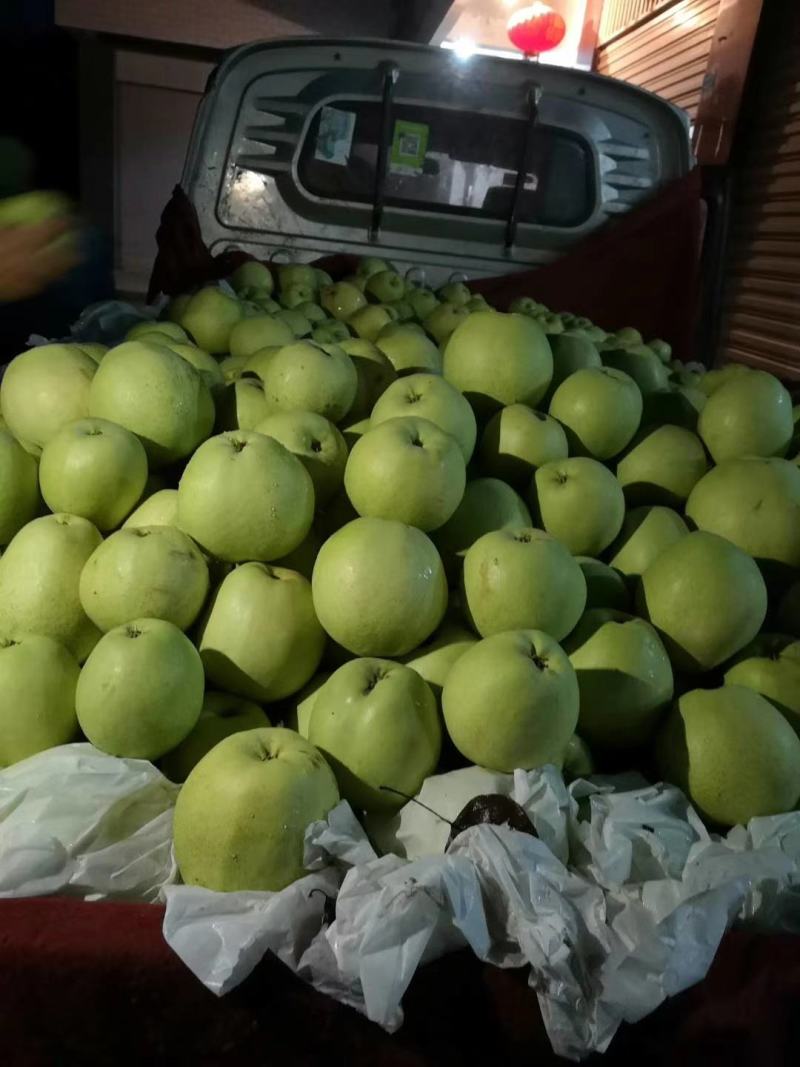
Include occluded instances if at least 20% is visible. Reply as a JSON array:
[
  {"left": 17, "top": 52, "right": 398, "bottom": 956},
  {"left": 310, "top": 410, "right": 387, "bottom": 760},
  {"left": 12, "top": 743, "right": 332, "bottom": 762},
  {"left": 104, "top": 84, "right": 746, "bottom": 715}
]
[
  {"left": 724, "top": 634, "right": 800, "bottom": 736},
  {"left": 278, "top": 264, "right": 317, "bottom": 293},
  {"left": 648, "top": 339, "right": 672, "bottom": 364},
  {"left": 612, "top": 327, "right": 643, "bottom": 347},
  {"left": 462, "top": 527, "right": 586, "bottom": 641},
  {"left": 320, "top": 281, "right": 367, "bottom": 321},
  {"left": 312, "top": 517, "right": 447, "bottom": 657},
  {"left": 215, "top": 377, "right": 274, "bottom": 432},
  {"left": 256, "top": 410, "right": 347, "bottom": 508},
  {"left": 387, "top": 298, "right": 415, "bottom": 321},
  {"left": 179, "top": 286, "right": 243, "bottom": 354},
  {"left": 39, "top": 418, "right": 148, "bottom": 532},
  {"left": 424, "top": 302, "right": 469, "bottom": 345},
  {"left": 77, "top": 618, "right": 204, "bottom": 760},
  {"left": 442, "top": 629, "right": 578, "bottom": 772},
  {"left": 344, "top": 417, "right": 466, "bottom": 532},
  {"left": 636, "top": 531, "right": 767, "bottom": 672},
  {"left": 539, "top": 312, "right": 564, "bottom": 335},
  {"left": 698, "top": 363, "right": 753, "bottom": 396},
  {"left": 365, "top": 271, "right": 405, "bottom": 304},
  {"left": 443, "top": 311, "right": 553, "bottom": 416},
  {"left": 259, "top": 341, "right": 357, "bottom": 424},
  {"left": 348, "top": 305, "right": 393, "bottom": 342},
  {"left": 434, "top": 477, "right": 532, "bottom": 577},
  {"left": 79, "top": 525, "right": 209, "bottom": 633},
  {"left": 123, "top": 488, "right": 179, "bottom": 530},
  {"left": 0, "top": 514, "right": 102, "bottom": 661},
  {"left": 338, "top": 338, "right": 397, "bottom": 422},
  {"left": 0, "top": 430, "right": 40, "bottom": 546},
  {"left": 177, "top": 430, "right": 314, "bottom": 563},
  {"left": 0, "top": 632, "right": 79, "bottom": 766},
  {"left": 576, "top": 556, "right": 630, "bottom": 612},
  {"left": 548, "top": 366, "right": 642, "bottom": 460},
  {"left": 228, "top": 315, "right": 294, "bottom": 359},
  {"left": 405, "top": 286, "right": 438, "bottom": 320},
  {"left": 280, "top": 282, "right": 315, "bottom": 309},
  {"left": 162, "top": 342, "right": 225, "bottom": 396},
  {"left": 313, "top": 320, "right": 352, "bottom": 345},
  {"left": 0, "top": 188, "right": 72, "bottom": 227},
  {"left": 198, "top": 563, "right": 326, "bottom": 703},
  {"left": 565, "top": 609, "right": 673, "bottom": 750},
  {"left": 370, "top": 372, "right": 477, "bottom": 462},
  {"left": 656, "top": 686, "right": 800, "bottom": 826},
  {"left": 229, "top": 260, "right": 274, "bottom": 296},
  {"left": 173, "top": 727, "right": 339, "bottom": 892},
  {"left": 616, "top": 423, "right": 708, "bottom": 507},
  {"left": 0, "top": 343, "right": 96, "bottom": 456},
  {"left": 400, "top": 621, "right": 477, "bottom": 704},
  {"left": 89, "top": 340, "right": 214, "bottom": 466},
  {"left": 437, "top": 281, "right": 471, "bottom": 307},
  {"left": 685, "top": 457, "right": 800, "bottom": 578},
  {"left": 533, "top": 457, "right": 625, "bottom": 557},
  {"left": 602, "top": 345, "right": 670, "bottom": 395},
  {"left": 307, "top": 659, "right": 441, "bottom": 812},
  {"left": 608, "top": 506, "right": 688, "bottom": 580},
  {"left": 160, "top": 692, "right": 271, "bottom": 783},
  {"left": 127, "top": 320, "right": 189, "bottom": 344},
  {"left": 296, "top": 301, "right": 328, "bottom": 325},
  {"left": 698, "top": 369, "right": 793, "bottom": 462},
  {"left": 314, "top": 269, "right": 334, "bottom": 288},
  {"left": 218, "top": 353, "right": 250, "bottom": 382},
  {"left": 274, "top": 308, "right": 312, "bottom": 338},
  {"left": 478, "top": 404, "right": 567, "bottom": 487},
  {"left": 547, "top": 333, "right": 602, "bottom": 394},
  {"left": 243, "top": 345, "right": 282, "bottom": 382},
  {"left": 356, "top": 256, "right": 392, "bottom": 280},
  {"left": 375, "top": 323, "right": 442, "bottom": 375}
]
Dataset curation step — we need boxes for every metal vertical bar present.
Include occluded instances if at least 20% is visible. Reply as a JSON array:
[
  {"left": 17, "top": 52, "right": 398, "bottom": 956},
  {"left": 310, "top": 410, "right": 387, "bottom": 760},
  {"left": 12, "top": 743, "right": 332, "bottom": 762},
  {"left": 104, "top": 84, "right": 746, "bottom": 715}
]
[
  {"left": 505, "top": 82, "right": 542, "bottom": 252},
  {"left": 370, "top": 63, "right": 399, "bottom": 242}
]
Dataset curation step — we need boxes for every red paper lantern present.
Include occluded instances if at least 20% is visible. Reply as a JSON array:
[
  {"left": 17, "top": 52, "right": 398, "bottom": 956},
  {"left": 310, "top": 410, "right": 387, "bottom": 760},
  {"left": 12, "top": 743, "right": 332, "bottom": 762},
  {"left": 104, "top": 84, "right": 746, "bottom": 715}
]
[{"left": 507, "top": 3, "right": 567, "bottom": 57}]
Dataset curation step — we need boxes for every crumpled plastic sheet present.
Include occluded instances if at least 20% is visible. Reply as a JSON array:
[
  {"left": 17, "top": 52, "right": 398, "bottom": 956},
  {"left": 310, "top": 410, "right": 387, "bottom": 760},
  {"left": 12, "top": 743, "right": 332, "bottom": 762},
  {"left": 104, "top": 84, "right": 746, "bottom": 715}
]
[
  {"left": 2, "top": 745, "right": 799, "bottom": 1059},
  {"left": 0, "top": 743, "right": 178, "bottom": 901}
]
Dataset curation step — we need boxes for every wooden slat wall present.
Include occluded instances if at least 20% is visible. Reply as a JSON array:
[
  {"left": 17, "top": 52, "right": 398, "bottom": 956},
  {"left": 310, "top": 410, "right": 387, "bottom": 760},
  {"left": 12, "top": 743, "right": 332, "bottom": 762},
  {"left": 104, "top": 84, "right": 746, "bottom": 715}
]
[
  {"left": 595, "top": 0, "right": 721, "bottom": 120},
  {"left": 719, "top": 3, "right": 800, "bottom": 376}
]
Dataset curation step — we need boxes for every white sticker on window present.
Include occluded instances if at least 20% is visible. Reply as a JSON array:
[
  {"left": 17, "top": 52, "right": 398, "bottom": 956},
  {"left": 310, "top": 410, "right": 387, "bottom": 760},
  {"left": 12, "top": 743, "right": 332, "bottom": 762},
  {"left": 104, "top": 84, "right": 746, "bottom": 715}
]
[{"left": 314, "top": 106, "right": 356, "bottom": 167}]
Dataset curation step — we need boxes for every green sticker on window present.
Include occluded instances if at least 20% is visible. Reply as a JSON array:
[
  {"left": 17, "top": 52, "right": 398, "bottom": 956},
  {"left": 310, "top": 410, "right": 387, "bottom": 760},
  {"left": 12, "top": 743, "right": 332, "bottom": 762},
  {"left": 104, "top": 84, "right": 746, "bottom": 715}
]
[{"left": 390, "top": 120, "right": 430, "bottom": 176}]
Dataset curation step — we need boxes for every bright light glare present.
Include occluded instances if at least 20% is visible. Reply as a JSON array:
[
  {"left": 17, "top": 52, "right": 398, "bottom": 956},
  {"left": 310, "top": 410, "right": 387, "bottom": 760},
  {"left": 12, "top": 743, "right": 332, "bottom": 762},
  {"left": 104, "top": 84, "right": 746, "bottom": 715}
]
[{"left": 451, "top": 36, "right": 477, "bottom": 60}]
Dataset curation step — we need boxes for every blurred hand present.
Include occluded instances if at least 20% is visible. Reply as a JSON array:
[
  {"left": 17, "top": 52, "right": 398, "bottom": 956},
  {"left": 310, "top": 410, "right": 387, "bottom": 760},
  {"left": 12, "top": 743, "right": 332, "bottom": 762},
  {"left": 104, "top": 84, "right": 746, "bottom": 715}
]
[{"left": 0, "top": 219, "right": 79, "bottom": 302}]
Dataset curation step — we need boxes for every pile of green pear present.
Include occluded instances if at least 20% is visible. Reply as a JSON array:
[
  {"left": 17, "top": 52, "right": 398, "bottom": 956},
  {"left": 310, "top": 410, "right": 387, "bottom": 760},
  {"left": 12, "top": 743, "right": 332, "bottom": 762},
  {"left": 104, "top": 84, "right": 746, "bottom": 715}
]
[{"left": 1, "top": 254, "right": 799, "bottom": 895}]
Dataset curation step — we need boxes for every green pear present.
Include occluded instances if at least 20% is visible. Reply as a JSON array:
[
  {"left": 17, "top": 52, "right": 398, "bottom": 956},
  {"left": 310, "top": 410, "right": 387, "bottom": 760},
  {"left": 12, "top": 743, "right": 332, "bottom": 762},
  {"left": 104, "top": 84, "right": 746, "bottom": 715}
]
[
  {"left": 215, "top": 377, "right": 274, "bottom": 431},
  {"left": 685, "top": 457, "right": 800, "bottom": 579},
  {"left": 127, "top": 320, "right": 189, "bottom": 344},
  {"left": 375, "top": 323, "right": 442, "bottom": 375},
  {"left": 608, "top": 506, "right": 688, "bottom": 580},
  {"left": 698, "top": 369, "right": 793, "bottom": 462},
  {"left": 407, "top": 286, "right": 439, "bottom": 320},
  {"left": 612, "top": 327, "right": 643, "bottom": 347},
  {"left": 547, "top": 333, "right": 602, "bottom": 395},
  {"left": 311, "top": 517, "right": 447, "bottom": 656},
  {"left": 433, "top": 477, "right": 532, "bottom": 579},
  {"left": 307, "top": 659, "right": 440, "bottom": 811},
  {"left": 424, "top": 303, "right": 469, "bottom": 345},
  {"left": 320, "top": 281, "right": 367, "bottom": 321},
  {"left": 295, "top": 301, "right": 328, "bottom": 325},
  {"left": 162, "top": 342, "right": 225, "bottom": 395},
  {"left": 228, "top": 315, "right": 294, "bottom": 359},
  {"left": 123, "top": 488, "right": 178, "bottom": 530},
  {"left": 77, "top": 618, "right": 204, "bottom": 759},
  {"left": 548, "top": 367, "right": 642, "bottom": 459},
  {"left": 565, "top": 609, "right": 673, "bottom": 750},
  {"left": 280, "top": 282, "right": 315, "bottom": 309},
  {"left": 347, "top": 304, "right": 393, "bottom": 341},
  {"left": 508, "top": 296, "right": 543, "bottom": 316},
  {"left": 243, "top": 345, "right": 281, "bottom": 382},
  {"left": 356, "top": 256, "right": 392, "bottom": 280},
  {"left": 160, "top": 692, "right": 270, "bottom": 783},
  {"left": 229, "top": 260, "right": 274, "bottom": 296},
  {"left": 698, "top": 363, "right": 753, "bottom": 396},
  {"left": 533, "top": 457, "right": 626, "bottom": 557},
  {"left": 400, "top": 621, "right": 477, "bottom": 703},
  {"left": 616, "top": 423, "right": 708, "bottom": 506},
  {"left": 80, "top": 525, "right": 209, "bottom": 633},
  {"left": 724, "top": 634, "right": 800, "bottom": 735},
  {"left": 179, "top": 286, "right": 243, "bottom": 354},
  {"left": 344, "top": 417, "right": 465, "bottom": 532},
  {"left": 387, "top": 298, "right": 415, "bottom": 321},
  {"left": 89, "top": 340, "right": 214, "bottom": 466},
  {"left": 370, "top": 372, "right": 477, "bottom": 462},
  {"left": 274, "top": 308, "right": 312, "bottom": 338},
  {"left": 39, "top": 418, "right": 148, "bottom": 532},
  {"left": 636, "top": 531, "right": 767, "bottom": 672},
  {"left": 278, "top": 264, "right": 317, "bottom": 293},
  {"left": 437, "top": 281, "right": 471, "bottom": 307},
  {"left": 442, "top": 311, "right": 553, "bottom": 416},
  {"left": 648, "top": 339, "right": 672, "bottom": 364},
  {"left": 258, "top": 340, "right": 357, "bottom": 423},
  {"left": 477, "top": 405, "right": 566, "bottom": 488},
  {"left": 0, "top": 514, "right": 102, "bottom": 661},
  {"left": 0, "top": 430, "right": 40, "bottom": 546},
  {"left": 313, "top": 320, "right": 352, "bottom": 345},
  {"left": 218, "top": 353, "right": 250, "bottom": 382},
  {"left": 177, "top": 430, "right": 314, "bottom": 562},
  {"left": 576, "top": 557, "right": 630, "bottom": 612},
  {"left": 656, "top": 685, "right": 800, "bottom": 826},
  {"left": 338, "top": 338, "right": 397, "bottom": 422},
  {"left": 173, "top": 727, "right": 339, "bottom": 892},
  {"left": 0, "top": 632, "right": 79, "bottom": 765},
  {"left": 442, "top": 629, "right": 579, "bottom": 772},
  {"left": 365, "top": 271, "right": 405, "bottom": 304},
  {"left": 198, "top": 563, "right": 326, "bottom": 702},
  {"left": 0, "top": 343, "right": 96, "bottom": 455},
  {"left": 256, "top": 410, "right": 347, "bottom": 508},
  {"left": 462, "top": 527, "right": 586, "bottom": 641}
]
